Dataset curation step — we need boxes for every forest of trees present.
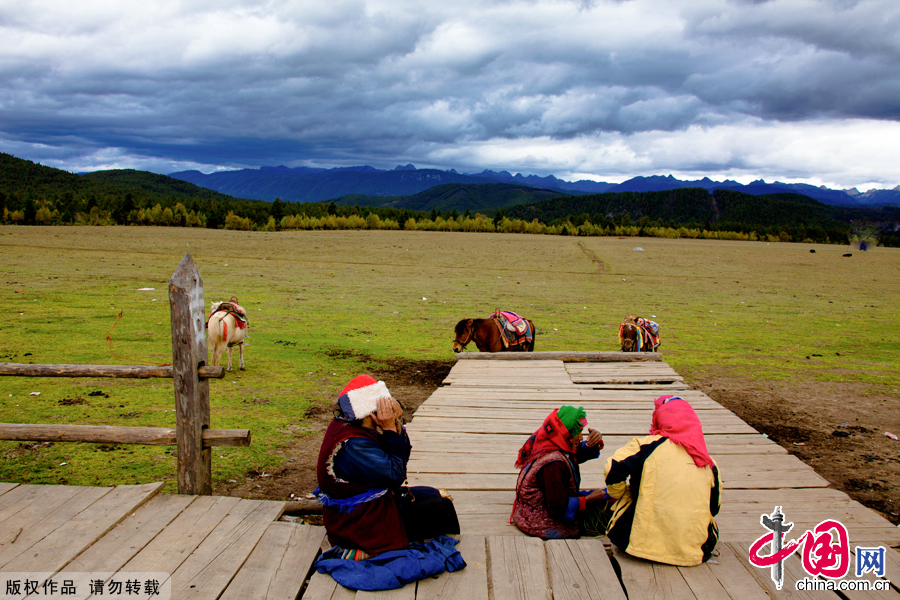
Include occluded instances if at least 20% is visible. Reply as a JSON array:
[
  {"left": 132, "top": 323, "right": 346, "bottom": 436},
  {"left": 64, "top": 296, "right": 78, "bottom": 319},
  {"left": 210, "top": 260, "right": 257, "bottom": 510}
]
[{"left": 2, "top": 152, "right": 898, "bottom": 245}]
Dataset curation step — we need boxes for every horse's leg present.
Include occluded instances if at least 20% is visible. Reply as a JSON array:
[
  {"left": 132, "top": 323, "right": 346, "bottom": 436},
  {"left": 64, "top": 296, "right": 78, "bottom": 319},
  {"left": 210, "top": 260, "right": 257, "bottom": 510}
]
[
  {"left": 494, "top": 331, "right": 505, "bottom": 352},
  {"left": 209, "top": 316, "right": 223, "bottom": 366},
  {"left": 239, "top": 343, "right": 245, "bottom": 370},
  {"left": 227, "top": 346, "right": 233, "bottom": 371}
]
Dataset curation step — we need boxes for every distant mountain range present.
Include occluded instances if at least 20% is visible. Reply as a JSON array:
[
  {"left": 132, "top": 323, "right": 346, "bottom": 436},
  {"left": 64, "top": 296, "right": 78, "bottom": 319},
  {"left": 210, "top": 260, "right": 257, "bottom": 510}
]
[{"left": 169, "top": 164, "right": 900, "bottom": 207}]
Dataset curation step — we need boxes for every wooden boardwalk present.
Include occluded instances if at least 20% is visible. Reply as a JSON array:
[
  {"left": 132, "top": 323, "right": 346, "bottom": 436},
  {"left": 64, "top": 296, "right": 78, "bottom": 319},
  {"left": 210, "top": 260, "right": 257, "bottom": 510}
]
[{"left": 1, "top": 353, "right": 898, "bottom": 598}]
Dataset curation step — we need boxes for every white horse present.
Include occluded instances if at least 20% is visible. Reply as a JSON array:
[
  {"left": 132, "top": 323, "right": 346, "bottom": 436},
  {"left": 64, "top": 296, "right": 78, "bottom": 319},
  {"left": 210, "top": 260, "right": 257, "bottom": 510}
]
[{"left": 207, "top": 300, "right": 248, "bottom": 371}]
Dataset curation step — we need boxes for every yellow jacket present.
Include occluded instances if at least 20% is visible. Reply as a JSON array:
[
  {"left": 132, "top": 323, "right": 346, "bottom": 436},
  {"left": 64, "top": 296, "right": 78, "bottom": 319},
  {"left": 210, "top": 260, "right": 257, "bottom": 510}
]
[{"left": 604, "top": 435, "right": 721, "bottom": 566}]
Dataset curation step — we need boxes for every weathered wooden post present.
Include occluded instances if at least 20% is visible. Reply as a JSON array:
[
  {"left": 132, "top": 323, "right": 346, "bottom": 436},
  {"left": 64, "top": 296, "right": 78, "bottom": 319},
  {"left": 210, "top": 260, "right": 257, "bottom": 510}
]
[{"left": 169, "top": 253, "right": 212, "bottom": 495}]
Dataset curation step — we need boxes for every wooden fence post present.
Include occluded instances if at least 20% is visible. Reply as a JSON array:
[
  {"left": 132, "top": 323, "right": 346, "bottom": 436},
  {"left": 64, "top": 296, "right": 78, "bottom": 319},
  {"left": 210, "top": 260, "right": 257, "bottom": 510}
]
[{"left": 169, "top": 253, "right": 212, "bottom": 495}]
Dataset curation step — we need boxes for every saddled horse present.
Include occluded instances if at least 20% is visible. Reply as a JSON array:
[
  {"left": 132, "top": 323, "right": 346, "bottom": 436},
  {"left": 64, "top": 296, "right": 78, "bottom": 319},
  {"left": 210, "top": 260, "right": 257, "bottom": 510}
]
[
  {"left": 453, "top": 316, "right": 536, "bottom": 353},
  {"left": 619, "top": 315, "right": 659, "bottom": 352},
  {"left": 207, "top": 298, "right": 248, "bottom": 371}
]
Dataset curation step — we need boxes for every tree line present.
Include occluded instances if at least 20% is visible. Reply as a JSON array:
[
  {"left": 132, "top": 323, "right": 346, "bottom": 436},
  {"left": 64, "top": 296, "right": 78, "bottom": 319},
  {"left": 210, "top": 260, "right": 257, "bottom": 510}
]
[{"left": 3, "top": 152, "right": 898, "bottom": 245}]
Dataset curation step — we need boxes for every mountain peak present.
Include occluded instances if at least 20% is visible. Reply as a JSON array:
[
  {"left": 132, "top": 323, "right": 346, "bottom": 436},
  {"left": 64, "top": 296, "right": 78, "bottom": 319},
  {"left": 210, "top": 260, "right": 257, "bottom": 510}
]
[{"left": 394, "top": 163, "right": 417, "bottom": 171}]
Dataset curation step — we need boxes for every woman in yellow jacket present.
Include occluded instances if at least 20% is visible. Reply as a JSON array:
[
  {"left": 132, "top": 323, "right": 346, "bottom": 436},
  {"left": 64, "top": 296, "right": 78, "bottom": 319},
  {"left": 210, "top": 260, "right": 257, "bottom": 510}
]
[{"left": 604, "top": 395, "right": 721, "bottom": 566}]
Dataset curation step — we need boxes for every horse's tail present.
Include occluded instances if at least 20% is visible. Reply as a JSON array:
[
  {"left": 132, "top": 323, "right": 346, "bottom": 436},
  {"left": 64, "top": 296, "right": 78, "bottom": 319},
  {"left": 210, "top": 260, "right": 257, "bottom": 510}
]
[{"left": 208, "top": 312, "right": 227, "bottom": 342}]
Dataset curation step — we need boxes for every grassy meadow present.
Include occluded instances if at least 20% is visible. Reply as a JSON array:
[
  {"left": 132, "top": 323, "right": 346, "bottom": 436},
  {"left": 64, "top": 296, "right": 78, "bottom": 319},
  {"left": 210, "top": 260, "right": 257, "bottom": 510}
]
[{"left": 1, "top": 226, "right": 898, "bottom": 492}]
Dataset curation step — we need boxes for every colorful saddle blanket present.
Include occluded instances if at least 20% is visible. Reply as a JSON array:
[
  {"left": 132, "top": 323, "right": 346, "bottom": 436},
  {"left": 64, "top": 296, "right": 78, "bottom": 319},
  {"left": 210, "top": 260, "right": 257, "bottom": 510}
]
[
  {"left": 206, "top": 301, "right": 248, "bottom": 329},
  {"left": 635, "top": 318, "right": 660, "bottom": 350},
  {"left": 491, "top": 310, "right": 533, "bottom": 348}
]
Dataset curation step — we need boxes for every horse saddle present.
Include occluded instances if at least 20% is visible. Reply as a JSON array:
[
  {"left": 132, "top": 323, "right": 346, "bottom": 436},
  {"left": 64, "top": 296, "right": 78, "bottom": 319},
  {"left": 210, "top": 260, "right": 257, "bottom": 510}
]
[
  {"left": 494, "top": 310, "right": 527, "bottom": 334},
  {"left": 207, "top": 302, "right": 248, "bottom": 328},
  {"left": 637, "top": 317, "right": 659, "bottom": 336},
  {"left": 636, "top": 317, "right": 660, "bottom": 349},
  {"left": 491, "top": 310, "right": 532, "bottom": 348}
]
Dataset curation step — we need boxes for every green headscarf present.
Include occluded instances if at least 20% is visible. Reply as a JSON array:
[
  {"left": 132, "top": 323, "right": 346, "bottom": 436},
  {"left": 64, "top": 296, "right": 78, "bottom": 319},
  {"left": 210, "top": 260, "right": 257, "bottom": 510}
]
[{"left": 556, "top": 405, "right": 587, "bottom": 439}]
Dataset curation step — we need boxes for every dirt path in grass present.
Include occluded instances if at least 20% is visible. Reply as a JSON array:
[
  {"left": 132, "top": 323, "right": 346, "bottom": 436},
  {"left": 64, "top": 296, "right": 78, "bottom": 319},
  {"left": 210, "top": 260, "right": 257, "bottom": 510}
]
[{"left": 215, "top": 359, "right": 900, "bottom": 527}]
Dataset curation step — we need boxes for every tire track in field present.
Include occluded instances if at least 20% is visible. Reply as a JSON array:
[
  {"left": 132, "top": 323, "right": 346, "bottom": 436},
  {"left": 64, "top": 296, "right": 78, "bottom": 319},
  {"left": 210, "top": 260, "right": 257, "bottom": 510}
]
[{"left": 576, "top": 241, "right": 606, "bottom": 274}]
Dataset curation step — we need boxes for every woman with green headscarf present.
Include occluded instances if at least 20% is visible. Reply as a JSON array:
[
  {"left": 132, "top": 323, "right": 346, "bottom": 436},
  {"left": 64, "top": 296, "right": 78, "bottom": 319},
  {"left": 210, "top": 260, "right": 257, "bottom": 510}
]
[{"left": 511, "top": 405, "right": 609, "bottom": 539}]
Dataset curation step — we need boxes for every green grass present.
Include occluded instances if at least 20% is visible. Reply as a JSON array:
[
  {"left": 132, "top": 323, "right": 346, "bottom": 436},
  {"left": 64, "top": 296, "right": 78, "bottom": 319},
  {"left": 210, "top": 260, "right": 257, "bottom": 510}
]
[{"left": 1, "top": 226, "right": 898, "bottom": 492}]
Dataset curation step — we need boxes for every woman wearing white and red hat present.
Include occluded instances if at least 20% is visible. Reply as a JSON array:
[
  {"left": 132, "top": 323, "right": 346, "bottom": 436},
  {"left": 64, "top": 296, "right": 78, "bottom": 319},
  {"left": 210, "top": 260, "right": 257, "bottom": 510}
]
[{"left": 315, "top": 374, "right": 459, "bottom": 556}]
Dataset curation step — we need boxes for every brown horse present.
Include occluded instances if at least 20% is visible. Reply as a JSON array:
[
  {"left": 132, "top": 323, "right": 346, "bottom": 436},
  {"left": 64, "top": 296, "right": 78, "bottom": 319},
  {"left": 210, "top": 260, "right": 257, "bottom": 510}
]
[
  {"left": 619, "top": 316, "right": 659, "bottom": 352},
  {"left": 453, "top": 318, "right": 536, "bottom": 353}
]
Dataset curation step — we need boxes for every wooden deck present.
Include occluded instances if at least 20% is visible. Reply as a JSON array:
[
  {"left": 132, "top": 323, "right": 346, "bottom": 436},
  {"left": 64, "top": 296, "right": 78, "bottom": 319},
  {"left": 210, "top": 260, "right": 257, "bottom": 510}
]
[{"left": 1, "top": 353, "right": 898, "bottom": 598}]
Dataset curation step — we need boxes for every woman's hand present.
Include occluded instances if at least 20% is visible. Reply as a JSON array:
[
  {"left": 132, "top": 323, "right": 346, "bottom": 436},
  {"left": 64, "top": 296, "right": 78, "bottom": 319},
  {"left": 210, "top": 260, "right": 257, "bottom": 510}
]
[
  {"left": 585, "top": 428, "right": 603, "bottom": 448},
  {"left": 584, "top": 488, "right": 609, "bottom": 504},
  {"left": 374, "top": 397, "right": 400, "bottom": 432}
]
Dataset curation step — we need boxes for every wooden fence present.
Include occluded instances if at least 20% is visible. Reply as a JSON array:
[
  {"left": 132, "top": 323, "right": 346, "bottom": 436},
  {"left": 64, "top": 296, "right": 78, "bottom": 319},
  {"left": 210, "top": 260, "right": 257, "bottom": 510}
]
[{"left": 0, "top": 254, "right": 249, "bottom": 495}]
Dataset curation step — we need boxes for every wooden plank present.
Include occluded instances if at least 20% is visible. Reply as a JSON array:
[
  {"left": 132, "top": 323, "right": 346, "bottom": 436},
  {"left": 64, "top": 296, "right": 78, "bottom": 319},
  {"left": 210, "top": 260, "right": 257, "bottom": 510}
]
[
  {"left": 443, "top": 382, "right": 579, "bottom": 388},
  {"left": 487, "top": 536, "right": 550, "bottom": 600},
  {"left": 416, "top": 535, "right": 488, "bottom": 600},
  {"left": 169, "top": 253, "right": 212, "bottom": 495},
  {"left": 578, "top": 383, "right": 692, "bottom": 390},
  {"left": 406, "top": 416, "right": 758, "bottom": 435},
  {"left": 720, "top": 528, "right": 900, "bottom": 546},
  {"left": 455, "top": 352, "right": 662, "bottom": 362},
  {"left": 0, "top": 423, "right": 249, "bottom": 447},
  {"left": 885, "top": 549, "right": 900, "bottom": 590},
  {"left": 0, "top": 362, "right": 224, "bottom": 379},
  {"left": 303, "top": 572, "right": 357, "bottom": 600},
  {"left": 122, "top": 495, "right": 244, "bottom": 575},
  {"left": 546, "top": 538, "right": 627, "bottom": 600},
  {"left": 407, "top": 451, "right": 816, "bottom": 477},
  {"left": 432, "top": 390, "right": 585, "bottom": 397},
  {"left": 574, "top": 389, "right": 712, "bottom": 398},
  {"left": 566, "top": 366, "right": 681, "bottom": 375},
  {"left": 727, "top": 541, "right": 839, "bottom": 600},
  {"left": 0, "top": 483, "right": 18, "bottom": 497},
  {"left": 356, "top": 583, "right": 416, "bottom": 599},
  {"left": 169, "top": 498, "right": 286, "bottom": 599},
  {"left": 220, "top": 522, "right": 326, "bottom": 600},
  {"left": 0, "top": 485, "right": 111, "bottom": 568},
  {"left": 0, "top": 485, "right": 74, "bottom": 540},
  {"left": 838, "top": 565, "right": 900, "bottom": 600},
  {"left": 611, "top": 546, "right": 698, "bottom": 599},
  {"left": 566, "top": 367, "right": 677, "bottom": 376},
  {"left": 448, "top": 499, "right": 900, "bottom": 545},
  {"left": 406, "top": 432, "right": 785, "bottom": 455},
  {"left": 407, "top": 466, "right": 828, "bottom": 490},
  {"left": 422, "top": 397, "right": 724, "bottom": 410},
  {"left": 697, "top": 538, "right": 775, "bottom": 600},
  {"left": 456, "top": 516, "right": 525, "bottom": 537},
  {"left": 412, "top": 406, "right": 735, "bottom": 420},
  {"left": 717, "top": 500, "right": 898, "bottom": 524},
  {"left": 428, "top": 390, "right": 585, "bottom": 397},
  {"left": 1, "top": 483, "right": 164, "bottom": 575},
  {"left": 674, "top": 561, "right": 736, "bottom": 599},
  {"left": 64, "top": 493, "right": 197, "bottom": 573},
  {"left": 570, "top": 375, "right": 684, "bottom": 383}
]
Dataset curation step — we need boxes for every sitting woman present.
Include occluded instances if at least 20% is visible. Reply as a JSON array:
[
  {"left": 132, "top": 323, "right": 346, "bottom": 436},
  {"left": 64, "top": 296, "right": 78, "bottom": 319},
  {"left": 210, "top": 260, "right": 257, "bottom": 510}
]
[
  {"left": 511, "top": 405, "right": 609, "bottom": 539},
  {"left": 315, "top": 375, "right": 460, "bottom": 557},
  {"left": 605, "top": 395, "right": 721, "bottom": 566}
]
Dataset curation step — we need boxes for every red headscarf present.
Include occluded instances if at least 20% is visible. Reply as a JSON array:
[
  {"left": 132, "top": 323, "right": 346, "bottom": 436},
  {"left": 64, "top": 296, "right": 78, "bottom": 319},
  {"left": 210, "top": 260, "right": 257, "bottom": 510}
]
[
  {"left": 650, "top": 395, "right": 714, "bottom": 468},
  {"left": 515, "top": 409, "right": 574, "bottom": 469}
]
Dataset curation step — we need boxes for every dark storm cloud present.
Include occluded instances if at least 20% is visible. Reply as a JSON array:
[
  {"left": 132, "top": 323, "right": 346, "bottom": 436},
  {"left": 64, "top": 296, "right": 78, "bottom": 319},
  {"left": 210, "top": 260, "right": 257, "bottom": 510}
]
[{"left": 1, "top": 0, "right": 899, "bottom": 187}]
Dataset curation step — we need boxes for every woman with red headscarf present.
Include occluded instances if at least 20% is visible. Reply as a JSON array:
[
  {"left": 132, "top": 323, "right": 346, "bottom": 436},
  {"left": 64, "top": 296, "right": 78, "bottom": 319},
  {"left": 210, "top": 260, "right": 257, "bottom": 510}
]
[
  {"left": 604, "top": 395, "right": 721, "bottom": 566},
  {"left": 511, "top": 406, "right": 608, "bottom": 539}
]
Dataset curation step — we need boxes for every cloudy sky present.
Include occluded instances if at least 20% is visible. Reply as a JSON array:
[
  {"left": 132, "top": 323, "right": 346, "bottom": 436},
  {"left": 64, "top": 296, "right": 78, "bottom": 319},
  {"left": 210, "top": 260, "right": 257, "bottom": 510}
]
[{"left": 2, "top": 0, "right": 899, "bottom": 190}]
